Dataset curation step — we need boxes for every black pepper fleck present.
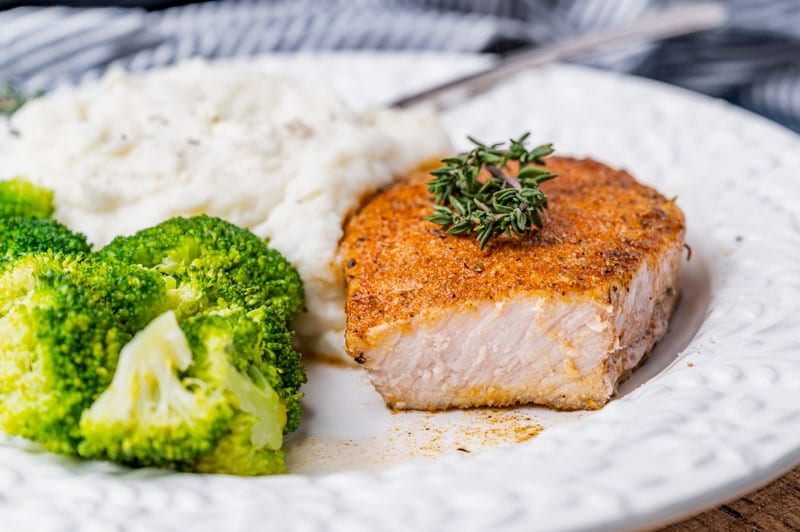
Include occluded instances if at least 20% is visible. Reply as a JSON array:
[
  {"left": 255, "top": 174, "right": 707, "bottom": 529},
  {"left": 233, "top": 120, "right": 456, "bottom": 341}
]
[
  {"left": 354, "top": 354, "right": 366, "bottom": 364},
  {"left": 347, "top": 259, "right": 356, "bottom": 268}
]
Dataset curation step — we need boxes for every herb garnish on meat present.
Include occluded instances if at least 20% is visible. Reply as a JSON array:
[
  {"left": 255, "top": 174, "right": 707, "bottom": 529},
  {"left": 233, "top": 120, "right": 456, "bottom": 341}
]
[{"left": 426, "top": 132, "right": 557, "bottom": 249}]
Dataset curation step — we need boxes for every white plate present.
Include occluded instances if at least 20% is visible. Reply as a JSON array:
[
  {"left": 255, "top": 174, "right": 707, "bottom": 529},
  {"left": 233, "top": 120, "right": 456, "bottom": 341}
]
[{"left": 1, "top": 53, "right": 799, "bottom": 532}]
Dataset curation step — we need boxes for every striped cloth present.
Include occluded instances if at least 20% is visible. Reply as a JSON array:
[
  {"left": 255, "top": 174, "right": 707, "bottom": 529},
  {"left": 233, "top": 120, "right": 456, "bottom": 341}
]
[{"left": 1, "top": 0, "right": 799, "bottom": 131}]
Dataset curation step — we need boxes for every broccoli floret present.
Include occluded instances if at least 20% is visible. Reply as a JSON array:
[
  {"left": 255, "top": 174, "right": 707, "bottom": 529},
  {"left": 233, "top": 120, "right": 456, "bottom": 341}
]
[
  {"left": 80, "top": 309, "right": 295, "bottom": 475},
  {"left": 0, "top": 212, "right": 305, "bottom": 475},
  {"left": 81, "top": 256, "right": 168, "bottom": 335},
  {"left": 0, "top": 178, "right": 54, "bottom": 219},
  {"left": 191, "top": 412, "right": 285, "bottom": 476},
  {"left": 99, "top": 215, "right": 304, "bottom": 318},
  {"left": 241, "top": 305, "right": 306, "bottom": 433},
  {"left": 181, "top": 309, "right": 294, "bottom": 474},
  {"left": 98, "top": 215, "right": 307, "bottom": 434},
  {"left": 78, "top": 311, "right": 234, "bottom": 465},
  {"left": 185, "top": 305, "right": 305, "bottom": 434},
  {"left": 0, "top": 251, "right": 167, "bottom": 454},
  {"left": 0, "top": 217, "right": 90, "bottom": 262},
  {"left": 0, "top": 179, "right": 89, "bottom": 260}
]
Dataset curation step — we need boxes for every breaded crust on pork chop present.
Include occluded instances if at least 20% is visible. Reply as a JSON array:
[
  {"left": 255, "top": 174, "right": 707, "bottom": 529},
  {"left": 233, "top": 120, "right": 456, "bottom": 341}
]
[{"left": 341, "top": 157, "right": 685, "bottom": 410}]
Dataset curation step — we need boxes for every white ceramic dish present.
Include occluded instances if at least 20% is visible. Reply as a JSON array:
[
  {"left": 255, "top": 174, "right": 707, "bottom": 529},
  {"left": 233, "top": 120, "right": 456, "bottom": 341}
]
[{"left": 1, "top": 53, "right": 799, "bottom": 532}]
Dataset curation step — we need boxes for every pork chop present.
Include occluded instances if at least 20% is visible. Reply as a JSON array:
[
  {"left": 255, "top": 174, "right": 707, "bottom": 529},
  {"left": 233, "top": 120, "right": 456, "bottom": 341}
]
[{"left": 341, "top": 157, "right": 685, "bottom": 410}]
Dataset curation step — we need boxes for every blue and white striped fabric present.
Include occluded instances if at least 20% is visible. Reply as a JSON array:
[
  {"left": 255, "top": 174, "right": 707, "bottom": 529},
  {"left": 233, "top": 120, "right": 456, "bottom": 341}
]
[{"left": 2, "top": 0, "right": 799, "bottom": 131}]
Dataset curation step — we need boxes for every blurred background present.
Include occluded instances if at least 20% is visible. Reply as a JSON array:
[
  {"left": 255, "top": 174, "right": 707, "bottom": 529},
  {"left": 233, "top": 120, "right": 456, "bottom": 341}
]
[{"left": 1, "top": 0, "right": 799, "bottom": 131}]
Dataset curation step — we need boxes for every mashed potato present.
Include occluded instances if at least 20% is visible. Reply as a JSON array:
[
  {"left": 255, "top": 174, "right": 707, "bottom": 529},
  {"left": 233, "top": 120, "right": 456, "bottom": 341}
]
[{"left": 1, "top": 60, "right": 452, "bottom": 360}]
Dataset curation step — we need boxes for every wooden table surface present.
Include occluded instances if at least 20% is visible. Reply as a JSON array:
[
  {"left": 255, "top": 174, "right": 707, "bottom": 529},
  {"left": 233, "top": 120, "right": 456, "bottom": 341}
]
[{"left": 660, "top": 466, "right": 800, "bottom": 531}]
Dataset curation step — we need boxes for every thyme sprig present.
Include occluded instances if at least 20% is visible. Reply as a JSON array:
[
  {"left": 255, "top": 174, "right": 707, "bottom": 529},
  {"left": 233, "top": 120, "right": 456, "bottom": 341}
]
[
  {"left": 426, "top": 132, "right": 557, "bottom": 250},
  {"left": 0, "top": 82, "right": 43, "bottom": 118}
]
